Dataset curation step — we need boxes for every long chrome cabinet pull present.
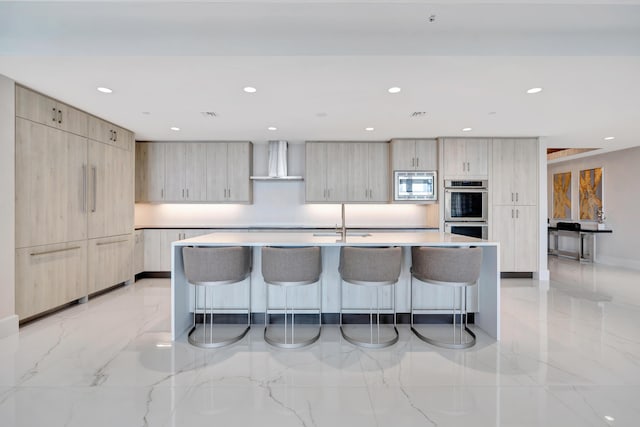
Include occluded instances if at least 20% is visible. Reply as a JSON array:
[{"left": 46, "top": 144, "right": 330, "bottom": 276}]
[
  {"left": 82, "top": 165, "right": 87, "bottom": 212},
  {"left": 516, "top": 193, "right": 519, "bottom": 202},
  {"left": 96, "top": 239, "right": 128, "bottom": 246},
  {"left": 113, "top": 130, "right": 117, "bottom": 141},
  {"left": 416, "top": 157, "right": 420, "bottom": 168},
  {"left": 31, "top": 246, "right": 81, "bottom": 256},
  {"left": 228, "top": 188, "right": 231, "bottom": 198},
  {"left": 511, "top": 209, "right": 514, "bottom": 218},
  {"left": 58, "top": 109, "right": 62, "bottom": 124},
  {"left": 161, "top": 188, "right": 164, "bottom": 199},
  {"left": 52, "top": 107, "right": 57, "bottom": 123},
  {"left": 516, "top": 209, "right": 519, "bottom": 219},
  {"left": 92, "top": 166, "right": 97, "bottom": 212}
]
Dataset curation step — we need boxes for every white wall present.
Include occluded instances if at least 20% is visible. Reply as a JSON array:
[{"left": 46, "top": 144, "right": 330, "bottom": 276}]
[
  {"left": 547, "top": 146, "right": 640, "bottom": 269},
  {"left": 136, "top": 142, "right": 439, "bottom": 228},
  {"left": 0, "top": 74, "right": 17, "bottom": 337}
]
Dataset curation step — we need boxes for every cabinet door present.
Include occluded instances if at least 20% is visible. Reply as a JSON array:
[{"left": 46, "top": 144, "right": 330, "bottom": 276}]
[
  {"left": 465, "top": 139, "right": 489, "bottom": 178},
  {"left": 143, "top": 229, "right": 163, "bottom": 272},
  {"left": 205, "top": 144, "right": 228, "bottom": 202},
  {"left": 88, "top": 141, "right": 134, "bottom": 238},
  {"left": 513, "top": 139, "right": 538, "bottom": 206},
  {"left": 368, "top": 143, "right": 390, "bottom": 202},
  {"left": 325, "top": 143, "right": 348, "bottom": 202},
  {"left": 226, "top": 142, "right": 252, "bottom": 202},
  {"left": 164, "top": 143, "right": 187, "bottom": 201},
  {"left": 88, "top": 116, "right": 111, "bottom": 145},
  {"left": 160, "top": 230, "right": 183, "bottom": 271},
  {"left": 134, "top": 230, "right": 144, "bottom": 275},
  {"left": 15, "top": 86, "right": 58, "bottom": 128},
  {"left": 135, "top": 143, "right": 165, "bottom": 202},
  {"left": 16, "top": 241, "right": 87, "bottom": 320},
  {"left": 491, "top": 139, "right": 515, "bottom": 205},
  {"left": 390, "top": 139, "right": 416, "bottom": 171},
  {"left": 305, "top": 143, "right": 327, "bottom": 202},
  {"left": 346, "top": 143, "right": 369, "bottom": 202},
  {"left": 414, "top": 139, "right": 438, "bottom": 170},
  {"left": 88, "top": 235, "right": 133, "bottom": 294},
  {"left": 15, "top": 118, "right": 87, "bottom": 247},
  {"left": 492, "top": 205, "right": 516, "bottom": 271},
  {"left": 442, "top": 139, "right": 467, "bottom": 178},
  {"left": 514, "top": 206, "right": 538, "bottom": 272},
  {"left": 59, "top": 103, "right": 88, "bottom": 137},
  {"left": 184, "top": 143, "right": 208, "bottom": 201}
]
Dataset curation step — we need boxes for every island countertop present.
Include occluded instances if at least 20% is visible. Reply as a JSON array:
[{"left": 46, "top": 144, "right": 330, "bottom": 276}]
[
  {"left": 174, "top": 230, "right": 497, "bottom": 247},
  {"left": 171, "top": 231, "right": 500, "bottom": 341}
]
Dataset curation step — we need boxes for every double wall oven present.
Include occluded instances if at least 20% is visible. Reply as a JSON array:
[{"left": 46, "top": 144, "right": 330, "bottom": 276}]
[{"left": 444, "top": 179, "right": 488, "bottom": 240}]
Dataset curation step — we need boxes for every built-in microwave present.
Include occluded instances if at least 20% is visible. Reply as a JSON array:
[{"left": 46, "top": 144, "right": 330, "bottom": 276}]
[
  {"left": 394, "top": 171, "right": 437, "bottom": 202},
  {"left": 444, "top": 179, "right": 488, "bottom": 222}
]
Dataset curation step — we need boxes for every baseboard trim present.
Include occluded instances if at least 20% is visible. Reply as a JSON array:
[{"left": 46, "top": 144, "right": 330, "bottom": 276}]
[
  {"left": 136, "top": 272, "right": 171, "bottom": 280},
  {"left": 0, "top": 314, "right": 19, "bottom": 338}
]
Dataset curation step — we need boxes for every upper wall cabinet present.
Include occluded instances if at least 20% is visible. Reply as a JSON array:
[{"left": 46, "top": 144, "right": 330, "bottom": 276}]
[
  {"left": 390, "top": 139, "right": 437, "bottom": 171},
  {"left": 492, "top": 138, "right": 538, "bottom": 206},
  {"left": 305, "top": 142, "right": 349, "bottom": 202},
  {"left": 306, "top": 141, "right": 389, "bottom": 203},
  {"left": 15, "top": 85, "right": 88, "bottom": 137},
  {"left": 135, "top": 142, "right": 253, "bottom": 203},
  {"left": 88, "top": 116, "right": 134, "bottom": 151},
  {"left": 442, "top": 138, "right": 489, "bottom": 179}
]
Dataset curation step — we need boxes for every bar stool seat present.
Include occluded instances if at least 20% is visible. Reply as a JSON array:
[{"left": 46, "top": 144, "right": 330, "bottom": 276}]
[
  {"left": 410, "top": 246, "right": 482, "bottom": 349},
  {"left": 339, "top": 246, "right": 402, "bottom": 348},
  {"left": 262, "top": 246, "right": 322, "bottom": 349},
  {"left": 182, "top": 246, "right": 252, "bottom": 348}
]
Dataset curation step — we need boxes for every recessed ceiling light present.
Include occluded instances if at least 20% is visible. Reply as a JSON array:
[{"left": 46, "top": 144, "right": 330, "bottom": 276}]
[
  {"left": 365, "top": 127, "right": 374, "bottom": 131},
  {"left": 527, "top": 87, "right": 543, "bottom": 94},
  {"left": 142, "top": 112, "right": 151, "bottom": 115},
  {"left": 388, "top": 87, "right": 401, "bottom": 94},
  {"left": 488, "top": 111, "right": 497, "bottom": 115},
  {"left": 462, "top": 127, "right": 472, "bottom": 132},
  {"left": 604, "top": 416, "right": 615, "bottom": 422},
  {"left": 316, "top": 112, "right": 328, "bottom": 118},
  {"left": 170, "top": 127, "right": 180, "bottom": 131},
  {"left": 604, "top": 136, "right": 615, "bottom": 140},
  {"left": 268, "top": 126, "right": 277, "bottom": 131},
  {"left": 243, "top": 86, "right": 257, "bottom": 93},
  {"left": 97, "top": 87, "right": 112, "bottom": 94}
]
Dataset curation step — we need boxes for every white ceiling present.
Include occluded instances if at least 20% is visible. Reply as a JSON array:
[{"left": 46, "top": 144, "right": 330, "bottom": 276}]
[{"left": 1, "top": 1, "right": 640, "bottom": 156}]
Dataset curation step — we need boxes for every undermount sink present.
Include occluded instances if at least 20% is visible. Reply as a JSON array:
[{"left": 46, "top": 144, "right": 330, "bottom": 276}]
[{"left": 313, "top": 231, "right": 371, "bottom": 237}]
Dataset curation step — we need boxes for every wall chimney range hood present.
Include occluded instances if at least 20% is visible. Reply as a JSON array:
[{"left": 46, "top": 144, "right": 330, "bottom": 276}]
[{"left": 250, "top": 140, "right": 303, "bottom": 181}]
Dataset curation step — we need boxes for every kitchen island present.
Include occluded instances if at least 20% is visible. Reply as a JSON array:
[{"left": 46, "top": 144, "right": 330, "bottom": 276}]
[{"left": 171, "top": 231, "right": 500, "bottom": 341}]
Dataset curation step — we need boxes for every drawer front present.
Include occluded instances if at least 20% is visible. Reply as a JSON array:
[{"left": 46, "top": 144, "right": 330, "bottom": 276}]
[
  {"left": 16, "top": 241, "right": 88, "bottom": 320},
  {"left": 88, "top": 234, "right": 133, "bottom": 294}
]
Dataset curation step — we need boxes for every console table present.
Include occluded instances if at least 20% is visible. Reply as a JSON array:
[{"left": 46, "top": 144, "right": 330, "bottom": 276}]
[{"left": 548, "top": 227, "right": 613, "bottom": 263}]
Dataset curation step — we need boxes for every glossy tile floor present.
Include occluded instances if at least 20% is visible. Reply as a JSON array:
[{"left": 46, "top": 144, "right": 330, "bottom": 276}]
[{"left": 2, "top": 257, "right": 640, "bottom": 426}]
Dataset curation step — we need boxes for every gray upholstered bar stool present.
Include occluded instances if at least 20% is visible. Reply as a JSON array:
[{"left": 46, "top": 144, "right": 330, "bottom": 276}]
[
  {"left": 339, "top": 246, "right": 402, "bottom": 348},
  {"left": 410, "top": 246, "right": 482, "bottom": 349},
  {"left": 262, "top": 246, "right": 322, "bottom": 349},
  {"left": 182, "top": 246, "right": 252, "bottom": 348}
]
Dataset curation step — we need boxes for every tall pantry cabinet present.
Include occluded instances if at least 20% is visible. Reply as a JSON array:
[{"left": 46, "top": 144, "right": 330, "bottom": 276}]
[{"left": 15, "top": 86, "right": 134, "bottom": 321}]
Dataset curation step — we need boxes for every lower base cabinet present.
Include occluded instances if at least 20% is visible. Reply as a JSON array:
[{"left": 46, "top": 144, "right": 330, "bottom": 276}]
[
  {"left": 88, "top": 234, "right": 134, "bottom": 294},
  {"left": 134, "top": 230, "right": 144, "bottom": 275},
  {"left": 492, "top": 205, "right": 538, "bottom": 272},
  {"left": 16, "top": 241, "right": 88, "bottom": 320}
]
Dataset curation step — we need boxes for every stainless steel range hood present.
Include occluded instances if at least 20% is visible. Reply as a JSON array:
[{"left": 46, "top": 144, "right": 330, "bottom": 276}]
[{"left": 250, "top": 140, "right": 303, "bottom": 181}]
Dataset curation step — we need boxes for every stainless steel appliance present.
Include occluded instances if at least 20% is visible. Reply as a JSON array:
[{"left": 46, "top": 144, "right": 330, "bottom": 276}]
[
  {"left": 444, "top": 179, "right": 488, "bottom": 222},
  {"left": 445, "top": 222, "right": 488, "bottom": 240},
  {"left": 394, "top": 171, "right": 437, "bottom": 202}
]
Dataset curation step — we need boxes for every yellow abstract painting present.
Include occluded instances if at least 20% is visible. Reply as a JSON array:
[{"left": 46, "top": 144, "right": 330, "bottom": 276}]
[
  {"left": 579, "top": 167, "right": 603, "bottom": 220},
  {"left": 553, "top": 172, "right": 571, "bottom": 219}
]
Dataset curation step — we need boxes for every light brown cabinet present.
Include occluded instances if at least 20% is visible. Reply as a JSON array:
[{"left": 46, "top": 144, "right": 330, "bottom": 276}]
[
  {"left": 136, "top": 142, "right": 252, "bottom": 203},
  {"left": 88, "top": 116, "right": 133, "bottom": 151},
  {"left": 305, "top": 142, "right": 350, "bottom": 202},
  {"left": 346, "top": 142, "right": 389, "bottom": 202},
  {"left": 15, "top": 86, "right": 135, "bottom": 320},
  {"left": 88, "top": 235, "right": 133, "bottom": 294},
  {"left": 134, "top": 229, "right": 144, "bottom": 276},
  {"left": 143, "top": 229, "right": 215, "bottom": 272},
  {"left": 492, "top": 138, "right": 538, "bottom": 206},
  {"left": 390, "top": 139, "right": 437, "bottom": 171},
  {"left": 492, "top": 205, "right": 538, "bottom": 272},
  {"left": 442, "top": 138, "right": 489, "bottom": 179},
  {"left": 15, "top": 86, "right": 88, "bottom": 137},
  {"left": 15, "top": 241, "right": 88, "bottom": 320}
]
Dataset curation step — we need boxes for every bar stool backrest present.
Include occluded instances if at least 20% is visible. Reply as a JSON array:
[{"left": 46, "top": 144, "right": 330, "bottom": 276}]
[
  {"left": 339, "top": 246, "right": 402, "bottom": 284},
  {"left": 183, "top": 246, "right": 251, "bottom": 284},
  {"left": 411, "top": 246, "right": 482, "bottom": 286},
  {"left": 262, "top": 246, "right": 322, "bottom": 285}
]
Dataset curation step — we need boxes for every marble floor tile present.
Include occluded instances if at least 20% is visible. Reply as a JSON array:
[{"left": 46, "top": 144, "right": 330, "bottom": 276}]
[{"left": 1, "top": 260, "right": 640, "bottom": 426}]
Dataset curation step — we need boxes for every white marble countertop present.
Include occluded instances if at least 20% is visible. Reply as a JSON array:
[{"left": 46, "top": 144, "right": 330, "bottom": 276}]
[{"left": 174, "top": 230, "right": 497, "bottom": 247}]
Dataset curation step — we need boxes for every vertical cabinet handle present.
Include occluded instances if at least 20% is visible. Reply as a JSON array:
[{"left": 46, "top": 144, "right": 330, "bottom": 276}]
[
  {"left": 52, "top": 107, "right": 57, "bottom": 123},
  {"left": 228, "top": 188, "right": 231, "bottom": 199},
  {"left": 91, "top": 166, "right": 97, "bottom": 213},
  {"left": 516, "top": 193, "right": 519, "bottom": 202},
  {"left": 511, "top": 193, "right": 514, "bottom": 202},
  {"left": 161, "top": 188, "right": 164, "bottom": 199},
  {"left": 511, "top": 209, "right": 514, "bottom": 218},
  {"left": 82, "top": 164, "right": 87, "bottom": 212},
  {"left": 416, "top": 157, "right": 419, "bottom": 168},
  {"left": 182, "top": 189, "right": 185, "bottom": 198},
  {"left": 411, "top": 158, "right": 415, "bottom": 167},
  {"left": 186, "top": 189, "right": 189, "bottom": 199},
  {"left": 516, "top": 209, "right": 519, "bottom": 219},
  {"left": 58, "top": 109, "right": 62, "bottom": 124},
  {"left": 113, "top": 130, "right": 117, "bottom": 141}
]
